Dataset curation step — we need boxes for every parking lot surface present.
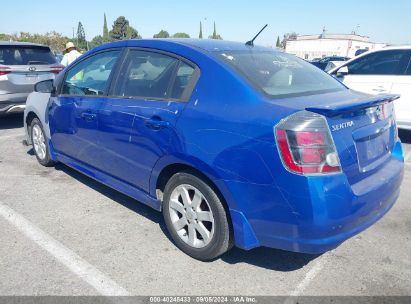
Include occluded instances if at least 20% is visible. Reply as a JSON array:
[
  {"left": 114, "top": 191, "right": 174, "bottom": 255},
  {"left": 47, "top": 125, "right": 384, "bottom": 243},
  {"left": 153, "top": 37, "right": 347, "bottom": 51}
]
[{"left": 0, "top": 113, "right": 410, "bottom": 296}]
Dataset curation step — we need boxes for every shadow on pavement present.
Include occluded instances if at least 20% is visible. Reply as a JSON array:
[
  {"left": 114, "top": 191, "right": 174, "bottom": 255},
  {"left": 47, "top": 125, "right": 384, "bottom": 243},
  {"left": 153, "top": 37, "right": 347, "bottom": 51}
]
[
  {"left": 0, "top": 113, "right": 24, "bottom": 130},
  {"left": 399, "top": 129, "right": 411, "bottom": 144},
  {"left": 54, "top": 163, "right": 163, "bottom": 225},
  {"left": 221, "top": 246, "right": 319, "bottom": 271},
  {"left": 53, "top": 162, "right": 318, "bottom": 271}
]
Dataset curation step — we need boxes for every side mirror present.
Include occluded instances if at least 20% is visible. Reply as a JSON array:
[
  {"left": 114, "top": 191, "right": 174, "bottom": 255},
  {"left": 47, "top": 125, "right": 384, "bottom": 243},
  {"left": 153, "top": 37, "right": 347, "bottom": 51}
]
[
  {"left": 34, "top": 79, "right": 55, "bottom": 94},
  {"left": 336, "top": 66, "right": 349, "bottom": 76}
]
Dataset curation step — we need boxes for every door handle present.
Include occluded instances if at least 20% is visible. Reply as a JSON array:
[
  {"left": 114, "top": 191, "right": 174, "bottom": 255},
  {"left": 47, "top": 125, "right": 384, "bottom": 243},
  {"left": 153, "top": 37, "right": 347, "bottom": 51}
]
[
  {"left": 81, "top": 112, "right": 96, "bottom": 121},
  {"left": 145, "top": 117, "right": 170, "bottom": 130}
]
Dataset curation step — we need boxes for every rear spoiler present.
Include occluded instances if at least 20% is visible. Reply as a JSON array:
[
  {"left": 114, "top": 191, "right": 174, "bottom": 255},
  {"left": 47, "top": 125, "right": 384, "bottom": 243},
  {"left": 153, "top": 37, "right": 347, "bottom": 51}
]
[{"left": 306, "top": 94, "right": 400, "bottom": 117}]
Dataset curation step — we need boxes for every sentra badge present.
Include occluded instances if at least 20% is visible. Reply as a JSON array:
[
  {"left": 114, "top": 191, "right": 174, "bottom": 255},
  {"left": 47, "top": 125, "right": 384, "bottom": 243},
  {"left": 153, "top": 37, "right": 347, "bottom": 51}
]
[{"left": 331, "top": 121, "right": 354, "bottom": 132}]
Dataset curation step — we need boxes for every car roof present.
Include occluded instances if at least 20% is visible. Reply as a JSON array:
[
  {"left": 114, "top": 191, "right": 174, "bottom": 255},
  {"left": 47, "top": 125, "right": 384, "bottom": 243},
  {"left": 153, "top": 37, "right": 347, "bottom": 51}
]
[
  {"left": 380, "top": 45, "right": 411, "bottom": 50},
  {"left": 94, "top": 38, "right": 276, "bottom": 54},
  {"left": 0, "top": 41, "right": 50, "bottom": 48}
]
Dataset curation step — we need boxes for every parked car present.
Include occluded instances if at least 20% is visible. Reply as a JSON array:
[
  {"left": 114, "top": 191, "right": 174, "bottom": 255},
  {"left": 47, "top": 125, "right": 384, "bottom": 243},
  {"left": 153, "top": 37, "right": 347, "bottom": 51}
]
[
  {"left": 355, "top": 48, "right": 369, "bottom": 57},
  {"left": 329, "top": 46, "right": 411, "bottom": 130},
  {"left": 324, "top": 60, "right": 347, "bottom": 72},
  {"left": 55, "top": 53, "right": 64, "bottom": 64},
  {"left": 311, "top": 56, "right": 351, "bottom": 70},
  {"left": 0, "top": 41, "right": 63, "bottom": 116},
  {"left": 25, "top": 39, "right": 404, "bottom": 261}
]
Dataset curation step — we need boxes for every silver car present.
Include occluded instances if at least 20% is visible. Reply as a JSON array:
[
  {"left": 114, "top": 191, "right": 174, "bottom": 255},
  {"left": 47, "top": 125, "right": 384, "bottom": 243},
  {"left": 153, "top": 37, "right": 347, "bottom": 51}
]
[{"left": 0, "top": 41, "right": 63, "bottom": 116}]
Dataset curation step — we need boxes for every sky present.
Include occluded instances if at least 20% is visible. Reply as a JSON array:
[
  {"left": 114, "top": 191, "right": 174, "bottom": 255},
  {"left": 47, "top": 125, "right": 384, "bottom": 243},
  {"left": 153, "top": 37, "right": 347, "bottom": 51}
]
[{"left": 2, "top": 0, "right": 411, "bottom": 47}]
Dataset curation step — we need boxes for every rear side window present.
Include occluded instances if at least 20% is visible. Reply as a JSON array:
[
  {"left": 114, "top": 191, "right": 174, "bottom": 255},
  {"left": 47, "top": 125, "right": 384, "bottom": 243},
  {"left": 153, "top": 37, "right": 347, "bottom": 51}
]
[
  {"left": 113, "top": 50, "right": 195, "bottom": 100},
  {"left": 346, "top": 50, "right": 410, "bottom": 75},
  {"left": 0, "top": 45, "right": 57, "bottom": 65},
  {"left": 216, "top": 50, "right": 344, "bottom": 98},
  {"left": 62, "top": 50, "right": 121, "bottom": 96},
  {"left": 170, "top": 62, "right": 195, "bottom": 99}
]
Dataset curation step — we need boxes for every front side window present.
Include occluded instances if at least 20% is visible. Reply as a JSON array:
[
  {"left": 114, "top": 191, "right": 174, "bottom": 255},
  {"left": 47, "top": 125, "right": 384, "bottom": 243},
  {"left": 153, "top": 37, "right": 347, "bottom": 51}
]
[
  {"left": 114, "top": 50, "right": 195, "bottom": 100},
  {"left": 346, "top": 50, "right": 410, "bottom": 75},
  {"left": 62, "top": 50, "right": 121, "bottom": 96},
  {"left": 216, "top": 50, "right": 344, "bottom": 98}
]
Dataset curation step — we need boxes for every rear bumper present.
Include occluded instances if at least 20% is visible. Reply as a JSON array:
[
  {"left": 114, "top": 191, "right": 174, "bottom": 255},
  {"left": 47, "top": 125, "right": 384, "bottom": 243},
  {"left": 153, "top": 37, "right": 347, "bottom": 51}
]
[
  {"left": 226, "top": 141, "right": 404, "bottom": 253},
  {"left": 0, "top": 93, "right": 29, "bottom": 115},
  {"left": 397, "top": 120, "right": 411, "bottom": 131},
  {"left": 0, "top": 103, "right": 26, "bottom": 115},
  {"left": 0, "top": 92, "right": 29, "bottom": 103},
  {"left": 255, "top": 178, "right": 401, "bottom": 253}
]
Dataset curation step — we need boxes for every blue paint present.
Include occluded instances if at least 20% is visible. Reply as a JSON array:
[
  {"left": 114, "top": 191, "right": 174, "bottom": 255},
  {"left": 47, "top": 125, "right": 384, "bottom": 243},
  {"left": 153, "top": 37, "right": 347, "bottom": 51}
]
[{"left": 48, "top": 39, "right": 404, "bottom": 253}]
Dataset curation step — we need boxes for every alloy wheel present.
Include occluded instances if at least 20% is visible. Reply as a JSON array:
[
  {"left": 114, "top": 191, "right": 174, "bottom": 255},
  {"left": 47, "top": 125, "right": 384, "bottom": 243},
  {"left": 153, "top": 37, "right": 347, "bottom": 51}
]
[
  {"left": 168, "top": 184, "right": 215, "bottom": 248},
  {"left": 32, "top": 124, "right": 46, "bottom": 160}
]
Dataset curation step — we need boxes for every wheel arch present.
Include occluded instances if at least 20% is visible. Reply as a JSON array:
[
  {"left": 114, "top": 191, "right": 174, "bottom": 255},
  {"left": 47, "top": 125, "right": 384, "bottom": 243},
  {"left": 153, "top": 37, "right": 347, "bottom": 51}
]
[
  {"left": 151, "top": 156, "right": 259, "bottom": 250},
  {"left": 153, "top": 160, "right": 232, "bottom": 210},
  {"left": 25, "top": 111, "right": 40, "bottom": 145}
]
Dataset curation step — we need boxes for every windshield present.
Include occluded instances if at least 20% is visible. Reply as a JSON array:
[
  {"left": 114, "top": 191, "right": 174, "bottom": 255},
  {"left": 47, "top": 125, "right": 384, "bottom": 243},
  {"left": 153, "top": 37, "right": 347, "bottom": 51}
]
[
  {"left": 0, "top": 45, "right": 57, "bottom": 65},
  {"left": 319, "top": 57, "right": 331, "bottom": 63},
  {"left": 216, "top": 50, "right": 345, "bottom": 98}
]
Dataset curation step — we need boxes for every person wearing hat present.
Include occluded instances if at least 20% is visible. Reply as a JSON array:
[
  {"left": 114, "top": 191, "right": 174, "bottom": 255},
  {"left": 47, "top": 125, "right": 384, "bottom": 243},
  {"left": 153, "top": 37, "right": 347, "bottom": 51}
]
[{"left": 60, "top": 42, "right": 82, "bottom": 66}]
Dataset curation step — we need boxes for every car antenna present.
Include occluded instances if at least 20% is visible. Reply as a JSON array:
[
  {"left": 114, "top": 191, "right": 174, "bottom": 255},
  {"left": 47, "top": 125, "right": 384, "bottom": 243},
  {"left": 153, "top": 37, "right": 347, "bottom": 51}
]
[{"left": 246, "top": 24, "right": 268, "bottom": 46}]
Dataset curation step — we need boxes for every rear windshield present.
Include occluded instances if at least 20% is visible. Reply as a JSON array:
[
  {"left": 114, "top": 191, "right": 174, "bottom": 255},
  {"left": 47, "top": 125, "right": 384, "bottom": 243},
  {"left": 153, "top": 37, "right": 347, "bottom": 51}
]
[
  {"left": 0, "top": 45, "right": 57, "bottom": 65},
  {"left": 215, "top": 50, "right": 345, "bottom": 98}
]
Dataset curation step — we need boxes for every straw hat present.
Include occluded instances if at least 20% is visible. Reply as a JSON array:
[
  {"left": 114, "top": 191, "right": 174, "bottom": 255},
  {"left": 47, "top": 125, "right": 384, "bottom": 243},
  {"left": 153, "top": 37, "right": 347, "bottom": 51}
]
[{"left": 64, "top": 42, "right": 78, "bottom": 52}]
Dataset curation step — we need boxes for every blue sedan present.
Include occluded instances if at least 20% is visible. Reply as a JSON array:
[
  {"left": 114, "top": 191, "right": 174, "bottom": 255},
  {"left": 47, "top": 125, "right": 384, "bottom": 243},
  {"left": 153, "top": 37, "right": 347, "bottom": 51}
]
[{"left": 26, "top": 39, "right": 404, "bottom": 261}]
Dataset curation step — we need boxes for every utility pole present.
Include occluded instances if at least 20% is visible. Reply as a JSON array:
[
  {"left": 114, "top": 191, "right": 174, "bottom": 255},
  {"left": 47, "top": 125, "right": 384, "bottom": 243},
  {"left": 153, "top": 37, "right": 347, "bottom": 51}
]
[{"left": 203, "top": 17, "right": 207, "bottom": 38}]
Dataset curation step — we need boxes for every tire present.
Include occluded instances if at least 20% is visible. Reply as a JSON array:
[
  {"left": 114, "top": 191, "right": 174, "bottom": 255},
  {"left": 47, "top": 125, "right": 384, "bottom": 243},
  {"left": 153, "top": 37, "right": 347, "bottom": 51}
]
[
  {"left": 162, "top": 171, "right": 233, "bottom": 261},
  {"left": 30, "top": 118, "right": 55, "bottom": 167}
]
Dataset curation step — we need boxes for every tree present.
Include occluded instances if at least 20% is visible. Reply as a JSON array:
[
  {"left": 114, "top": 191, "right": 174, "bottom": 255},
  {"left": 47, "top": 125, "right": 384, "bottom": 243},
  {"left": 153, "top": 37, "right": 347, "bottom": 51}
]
[
  {"left": 209, "top": 22, "right": 222, "bottom": 40},
  {"left": 0, "top": 31, "right": 70, "bottom": 52},
  {"left": 110, "top": 16, "right": 141, "bottom": 41},
  {"left": 76, "top": 22, "right": 87, "bottom": 50},
  {"left": 43, "top": 31, "right": 70, "bottom": 52},
  {"left": 153, "top": 30, "right": 170, "bottom": 38},
  {"left": 172, "top": 32, "right": 190, "bottom": 38},
  {"left": 89, "top": 35, "right": 103, "bottom": 49},
  {"left": 199, "top": 22, "right": 203, "bottom": 39},
  {"left": 103, "top": 13, "right": 110, "bottom": 42},
  {"left": 281, "top": 32, "right": 297, "bottom": 49},
  {"left": 276, "top": 36, "right": 281, "bottom": 48},
  {"left": 126, "top": 26, "right": 141, "bottom": 39}
]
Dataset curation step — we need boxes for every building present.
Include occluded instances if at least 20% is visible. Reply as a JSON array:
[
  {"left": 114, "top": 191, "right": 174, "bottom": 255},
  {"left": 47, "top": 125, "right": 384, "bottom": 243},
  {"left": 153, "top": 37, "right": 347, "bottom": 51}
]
[{"left": 285, "top": 32, "right": 386, "bottom": 60}]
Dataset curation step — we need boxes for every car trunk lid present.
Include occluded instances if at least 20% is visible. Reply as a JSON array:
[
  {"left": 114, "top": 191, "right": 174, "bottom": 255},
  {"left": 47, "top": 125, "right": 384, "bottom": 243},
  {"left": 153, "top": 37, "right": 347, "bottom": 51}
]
[{"left": 308, "top": 94, "right": 399, "bottom": 185}]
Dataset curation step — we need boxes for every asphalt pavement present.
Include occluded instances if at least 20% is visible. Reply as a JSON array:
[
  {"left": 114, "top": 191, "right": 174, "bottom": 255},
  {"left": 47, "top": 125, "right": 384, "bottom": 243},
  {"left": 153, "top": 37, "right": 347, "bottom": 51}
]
[{"left": 0, "top": 113, "right": 410, "bottom": 297}]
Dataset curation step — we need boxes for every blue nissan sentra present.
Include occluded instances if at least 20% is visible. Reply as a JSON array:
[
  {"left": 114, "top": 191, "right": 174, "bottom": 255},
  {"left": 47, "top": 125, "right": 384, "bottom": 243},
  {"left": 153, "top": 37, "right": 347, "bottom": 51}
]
[{"left": 26, "top": 39, "right": 404, "bottom": 261}]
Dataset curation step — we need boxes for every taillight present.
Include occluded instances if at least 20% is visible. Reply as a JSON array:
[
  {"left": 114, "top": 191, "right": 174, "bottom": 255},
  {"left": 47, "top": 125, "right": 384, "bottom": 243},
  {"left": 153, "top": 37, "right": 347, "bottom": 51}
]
[
  {"left": 384, "top": 102, "right": 398, "bottom": 141},
  {"left": 275, "top": 111, "right": 341, "bottom": 175},
  {"left": 0, "top": 66, "right": 11, "bottom": 76},
  {"left": 50, "top": 65, "right": 64, "bottom": 74}
]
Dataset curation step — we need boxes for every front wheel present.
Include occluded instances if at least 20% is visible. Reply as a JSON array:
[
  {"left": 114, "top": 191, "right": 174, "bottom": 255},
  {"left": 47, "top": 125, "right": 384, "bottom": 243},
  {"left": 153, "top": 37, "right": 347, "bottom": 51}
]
[
  {"left": 162, "top": 172, "right": 232, "bottom": 261},
  {"left": 30, "top": 118, "right": 55, "bottom": 167}
]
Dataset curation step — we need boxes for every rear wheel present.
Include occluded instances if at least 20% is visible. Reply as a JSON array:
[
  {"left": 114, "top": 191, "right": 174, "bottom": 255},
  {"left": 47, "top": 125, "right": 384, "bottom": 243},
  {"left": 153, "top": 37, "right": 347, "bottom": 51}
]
[
  {"left": 162, "top": 172, "right": 232, "bottom": 261},
  {"left": 30, "top": 118, "right": 54, "bottom": 167}
]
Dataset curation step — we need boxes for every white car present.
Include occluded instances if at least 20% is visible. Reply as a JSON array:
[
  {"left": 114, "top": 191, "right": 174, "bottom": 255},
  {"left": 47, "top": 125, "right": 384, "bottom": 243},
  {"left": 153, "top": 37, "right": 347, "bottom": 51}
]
[{"left": 328, "top": 46, "right": 411, "bottom": 130}]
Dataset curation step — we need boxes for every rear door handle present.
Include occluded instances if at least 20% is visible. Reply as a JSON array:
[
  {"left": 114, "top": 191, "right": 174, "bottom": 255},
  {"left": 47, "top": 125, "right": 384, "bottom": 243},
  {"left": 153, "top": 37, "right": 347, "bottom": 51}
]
[
  {"left": 81, "top": 112, "right": 96, "bottom": 121},
  {"left": 145, "top": 118, "right": 170, "bottom": 130}
]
